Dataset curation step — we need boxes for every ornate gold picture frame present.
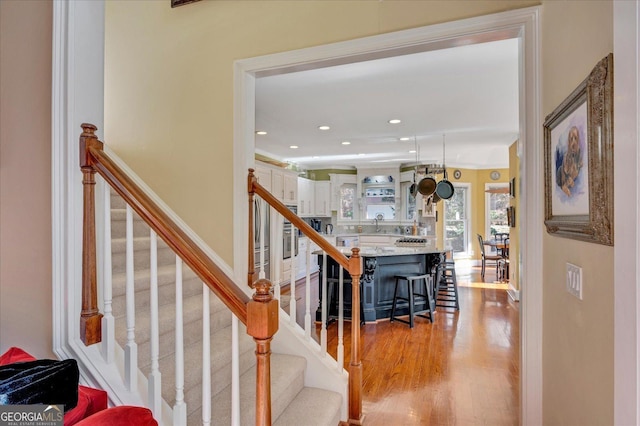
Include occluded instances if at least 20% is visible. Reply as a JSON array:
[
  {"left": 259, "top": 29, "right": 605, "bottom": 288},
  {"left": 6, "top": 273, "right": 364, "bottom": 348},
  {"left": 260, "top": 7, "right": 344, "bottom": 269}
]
[{"left": 543, "top": 53, "right": 613, "bottom": 245}]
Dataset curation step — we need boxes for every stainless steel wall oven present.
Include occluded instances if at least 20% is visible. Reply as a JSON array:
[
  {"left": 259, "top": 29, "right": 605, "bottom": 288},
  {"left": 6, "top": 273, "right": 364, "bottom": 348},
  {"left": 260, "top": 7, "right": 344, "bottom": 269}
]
[{"left": 283, "top": 205, "right": 299, "bottom": 260}]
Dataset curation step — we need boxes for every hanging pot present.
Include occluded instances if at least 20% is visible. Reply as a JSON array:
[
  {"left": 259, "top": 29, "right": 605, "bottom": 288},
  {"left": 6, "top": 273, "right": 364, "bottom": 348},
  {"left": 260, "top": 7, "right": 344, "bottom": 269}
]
[
  {"left": 417, "top": 167, "right": 436, "bottom": 196},
  {"left": 435, "top": 170, "right": 455, "bottom": 200},
  {"left": 409, "top": 172, "right": 418, "bottom": 197},
  {"left": 431, "top": 192, "right": 442, "bottom": 204}
]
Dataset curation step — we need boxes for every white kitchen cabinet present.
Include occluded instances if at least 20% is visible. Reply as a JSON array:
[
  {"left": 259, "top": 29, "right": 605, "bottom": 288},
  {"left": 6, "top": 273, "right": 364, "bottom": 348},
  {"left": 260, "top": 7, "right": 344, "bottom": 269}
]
[
  {"left": 297, "top": 237, "right": 308, "bottom": 275},
  {"left": 284, "top": 174, "right": 298, "bottom": 204},
  {"left": 297, "top": 177, "right": 314, "bottom": 217},
  {"left": 271, "top": 169, "right": 285, "bottom": 201},
  {"left": 281, "top": 257, "right": 292, "bottom": 284},
  {"left": 254, "top": 165, "right": 272, "bottom": 192},
  {"left": 314, "top": 181, "right": 331, "bottom": 217},
  {"left": 267, "top": 167, "right": 298, "bottom": 205},
  {"left": 330, "top": 174, "right": 358, "bottom": 222}
]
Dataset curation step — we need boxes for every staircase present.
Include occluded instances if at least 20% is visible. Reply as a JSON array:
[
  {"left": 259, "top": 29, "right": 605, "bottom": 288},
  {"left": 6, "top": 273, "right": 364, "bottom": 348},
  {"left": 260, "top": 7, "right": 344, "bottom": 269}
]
[{"left": 109, "top": 190, "right": 342, "bottom": 425}]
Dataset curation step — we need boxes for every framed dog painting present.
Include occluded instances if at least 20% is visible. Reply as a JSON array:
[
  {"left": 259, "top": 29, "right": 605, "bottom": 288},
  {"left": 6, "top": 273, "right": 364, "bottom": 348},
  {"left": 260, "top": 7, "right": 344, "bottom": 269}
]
[{"left": 543, "top": 53, "right": 613, "bottom": 245}]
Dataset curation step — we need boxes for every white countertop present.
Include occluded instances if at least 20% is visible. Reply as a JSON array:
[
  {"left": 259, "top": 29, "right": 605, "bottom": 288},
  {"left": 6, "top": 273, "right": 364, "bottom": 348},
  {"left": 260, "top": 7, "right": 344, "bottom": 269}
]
[{"left": 313, "top": 246, "right": 444, "bottom": 257}]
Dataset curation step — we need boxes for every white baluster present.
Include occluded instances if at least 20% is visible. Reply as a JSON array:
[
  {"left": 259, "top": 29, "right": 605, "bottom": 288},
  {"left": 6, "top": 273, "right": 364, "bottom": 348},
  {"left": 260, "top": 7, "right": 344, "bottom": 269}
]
[
  {"left": 304, "top": 240, "right": 311, "bottom": 339},
  {"left": 231, "top": 316, "right": 240, "bottom": 426},
  {"left": 202, "top": 284, "right": 211, "bottom": 426},
  {"left": 259, "top": 198, "right": 266, "bottom": 280},
  {"left": 320, "top": 252, "right": 327, "bottom": 356},
  {"left": 273, "top": 207, "right": 281, "bottom": 302},
  {"left": 173, "top": 258, "right": 187, "bottom": 425},
  {"left": 289, "top": 225, "right": 296, "bottom": 327},
  {"left": 148, "top": 230, "right": 161, "bottom": 422},
  {"left": 124, "top": 205, "right": 137, "bottom": 391},
  {"left": 101, "top": 187, "right": 115, "bottom": 363},
  {"left": 337, "top": 267, "right": 344, "bottom": 371}
]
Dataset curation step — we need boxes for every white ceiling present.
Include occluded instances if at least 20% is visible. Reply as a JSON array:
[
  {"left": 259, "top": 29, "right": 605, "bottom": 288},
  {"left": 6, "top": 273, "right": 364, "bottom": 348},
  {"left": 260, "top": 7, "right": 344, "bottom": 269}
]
[{"left": 255, "top": 38, "right": 519, "bottom": 171}]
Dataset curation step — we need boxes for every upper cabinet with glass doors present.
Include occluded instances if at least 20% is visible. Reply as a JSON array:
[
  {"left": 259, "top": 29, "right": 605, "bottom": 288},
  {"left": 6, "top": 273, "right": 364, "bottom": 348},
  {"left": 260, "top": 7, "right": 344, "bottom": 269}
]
[
  {"left": 361, "top": 175, "right": 396, "bottom": 221},
  {"left": 330, "top": 173, "right": 358, "bottom": 222}
]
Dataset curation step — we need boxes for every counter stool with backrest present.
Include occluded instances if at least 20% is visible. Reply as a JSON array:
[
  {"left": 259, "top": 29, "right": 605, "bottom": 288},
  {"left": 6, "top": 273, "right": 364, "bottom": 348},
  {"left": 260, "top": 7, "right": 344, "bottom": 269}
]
[
  {"left": 390, "top": 273, "right": 434, "bottom": 328},
  {"left": 434, "top": 259, "right": 460, "bottom": 311}
]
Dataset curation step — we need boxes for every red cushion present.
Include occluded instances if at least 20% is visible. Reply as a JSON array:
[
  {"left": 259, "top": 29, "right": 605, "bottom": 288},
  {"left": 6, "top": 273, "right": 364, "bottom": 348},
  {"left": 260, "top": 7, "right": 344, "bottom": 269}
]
[
  {"left": 0, "top": 347, "right": 108, "bottom": 426},
  {"left": 73, "top": 406, "right": 158, "bottom": 426},
  {"left": 0, "top": 347, "right": 36, "bottom": 364}
]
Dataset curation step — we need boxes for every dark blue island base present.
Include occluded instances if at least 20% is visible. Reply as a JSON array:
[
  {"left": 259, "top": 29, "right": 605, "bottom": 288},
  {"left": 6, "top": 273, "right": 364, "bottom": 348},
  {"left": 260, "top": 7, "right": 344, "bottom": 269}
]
[{"left": 316, "top": 250, "right": 445, "bottom": 323}]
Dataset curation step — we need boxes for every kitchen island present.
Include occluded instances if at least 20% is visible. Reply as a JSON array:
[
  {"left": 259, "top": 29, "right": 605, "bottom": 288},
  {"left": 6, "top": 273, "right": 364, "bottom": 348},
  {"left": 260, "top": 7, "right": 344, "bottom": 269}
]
[{"left": 315, "top": 246, "right": 445, "bottom": 323}]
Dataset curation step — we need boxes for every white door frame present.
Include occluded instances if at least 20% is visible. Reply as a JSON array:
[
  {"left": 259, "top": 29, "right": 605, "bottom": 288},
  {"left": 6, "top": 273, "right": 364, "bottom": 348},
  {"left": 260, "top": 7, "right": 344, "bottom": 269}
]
[
  {"left": 613, "top": 1, "right": 640, "bottom": 424},
  {"left": 233, "top": 7, "right": 543, "bottom": 423}
]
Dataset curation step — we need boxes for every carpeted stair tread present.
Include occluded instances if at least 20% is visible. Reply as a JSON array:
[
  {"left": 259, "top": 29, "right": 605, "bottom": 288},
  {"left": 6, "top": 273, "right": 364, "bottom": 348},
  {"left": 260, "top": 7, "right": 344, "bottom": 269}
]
[
  {"left": 111, "top": 237, "right": 176, "bottom": 273},
  {"left": 107, "top": 190, "right": 343, "bottom": 425},
  {"left": 273, "top": 387, "right": 343, "bottom": 426},
  {"left": 110, "top": 208, "right": 152, "bottom": 238},
  {"left": 186, "top": 353, "right": 306, "bottom": 425},
  {"left": 113, "top": 292, "right": 230, "bottom": 349},
  {"left": 146, "top": 323, "right": 257, "bottom": 407}
]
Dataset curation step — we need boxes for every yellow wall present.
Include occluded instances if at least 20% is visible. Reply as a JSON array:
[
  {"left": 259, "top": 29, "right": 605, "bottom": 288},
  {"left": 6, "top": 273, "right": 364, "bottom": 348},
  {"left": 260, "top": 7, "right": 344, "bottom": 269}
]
[
  {"left": 104, "top": 0, "right": 538, "bottom": 265},
  {"left": 104, "top": 1, "right": 616, "bottom": 424},
  {"left": 434, "top": 167, "right": 509, "bottom": 259},
  {"left": 541, "top": 2, "right": 613, "bottom": 424},
  {"left": 0, "top": 0, "right": 55, "bottom": 358}
]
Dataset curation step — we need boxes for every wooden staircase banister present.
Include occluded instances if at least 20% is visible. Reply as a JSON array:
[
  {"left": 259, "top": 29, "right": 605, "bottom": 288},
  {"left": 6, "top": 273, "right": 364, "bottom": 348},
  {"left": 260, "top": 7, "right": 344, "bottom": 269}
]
[
  {"left": 80, "top": 124, "right": 278, "bottom": 425},
  {"left": 248, "top": 170, "right": 357, "bottom": 273},
  {"left": 248, "top": 169, "right": 363, "bottom": 425},
  {"left": 79, "top": 123, "right": 250, "bottom": 335}
]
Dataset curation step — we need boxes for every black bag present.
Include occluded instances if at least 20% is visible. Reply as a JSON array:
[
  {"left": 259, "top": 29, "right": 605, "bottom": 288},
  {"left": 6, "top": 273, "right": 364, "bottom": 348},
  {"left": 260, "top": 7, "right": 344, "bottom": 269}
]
[{"left": 0, "top": 359, "right": 79, "bottom": 412}]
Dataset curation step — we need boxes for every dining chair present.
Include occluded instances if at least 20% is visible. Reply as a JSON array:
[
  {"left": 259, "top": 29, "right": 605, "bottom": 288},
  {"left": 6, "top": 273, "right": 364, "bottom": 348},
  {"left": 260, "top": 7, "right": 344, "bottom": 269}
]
[{"left": 477, "top": 234, "right": 502, "bottom": 282}]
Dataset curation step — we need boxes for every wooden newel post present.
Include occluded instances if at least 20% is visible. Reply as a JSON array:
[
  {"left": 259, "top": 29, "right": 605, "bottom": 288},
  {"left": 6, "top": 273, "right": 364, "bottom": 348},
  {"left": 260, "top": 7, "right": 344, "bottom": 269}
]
[
  {"left": 348, "top": 248, "right": 363, "bottom": 425},
  {"left": 79, "top": 123, "right": 104, "bottom": 345},
  {"left": 247, "top": 278, "right": 278, "bottom": 426}
]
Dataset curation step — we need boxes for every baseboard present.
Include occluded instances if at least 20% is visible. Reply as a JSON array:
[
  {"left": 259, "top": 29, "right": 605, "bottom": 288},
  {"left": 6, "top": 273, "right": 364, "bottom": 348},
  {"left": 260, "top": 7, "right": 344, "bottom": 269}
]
[{"left": 507, "top": 288, "right": 520, "bottom": 302}]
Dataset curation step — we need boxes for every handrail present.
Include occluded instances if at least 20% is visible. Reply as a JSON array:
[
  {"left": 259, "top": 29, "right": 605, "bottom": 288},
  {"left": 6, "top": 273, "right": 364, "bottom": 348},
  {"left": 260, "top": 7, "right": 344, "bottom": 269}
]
[
  {"left": 79, "top": 123, "right": 250, "bottom": 333},
  {"left": 248, "top": 170, "right": 358, "bottom": 274},
  {"left": 248, "top": 169, "right": 363, "bottom": 425},
  {"left": 80, "top": 124, "right": 277, "bottom": 425}
]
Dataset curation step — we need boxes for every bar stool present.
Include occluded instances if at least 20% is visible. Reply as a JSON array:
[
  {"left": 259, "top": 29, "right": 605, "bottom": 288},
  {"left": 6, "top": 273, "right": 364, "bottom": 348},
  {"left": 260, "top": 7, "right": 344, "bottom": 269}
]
[
  {"left": 390, "top": 273, "right": 434, "bottom": 328},
  {"left": 326, "top": 277, "right": 364, "bottom": 326},
  {"left": 435, "top": 260, "right": 460, "bottom": 310}
]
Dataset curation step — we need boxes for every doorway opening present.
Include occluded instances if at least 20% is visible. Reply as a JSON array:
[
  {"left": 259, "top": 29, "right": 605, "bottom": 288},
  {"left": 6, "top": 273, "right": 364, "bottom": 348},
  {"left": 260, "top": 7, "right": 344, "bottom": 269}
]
[{"left": 233, "top": 7, "right": 542, "bottom": 423}]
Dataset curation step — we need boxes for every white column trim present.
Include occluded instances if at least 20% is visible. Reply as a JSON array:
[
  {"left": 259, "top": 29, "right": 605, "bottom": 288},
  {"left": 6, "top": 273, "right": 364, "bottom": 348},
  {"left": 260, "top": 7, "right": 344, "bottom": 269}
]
[{"left": 614, "top": 1, "right": 640, "bottom": 424}]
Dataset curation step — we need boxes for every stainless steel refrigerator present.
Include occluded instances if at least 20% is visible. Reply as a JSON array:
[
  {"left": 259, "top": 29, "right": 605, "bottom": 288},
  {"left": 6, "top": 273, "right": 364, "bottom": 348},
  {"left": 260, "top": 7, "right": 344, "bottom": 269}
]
[{"left": 254, "top": 197, "right": 270, "bottom": 280}]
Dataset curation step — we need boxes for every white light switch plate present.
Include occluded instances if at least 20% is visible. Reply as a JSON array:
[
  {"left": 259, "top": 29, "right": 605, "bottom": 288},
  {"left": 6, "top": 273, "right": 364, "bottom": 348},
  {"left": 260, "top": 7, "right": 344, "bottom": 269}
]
[{"left": 566, "top": 262, "right": 583, "bottom": 300}]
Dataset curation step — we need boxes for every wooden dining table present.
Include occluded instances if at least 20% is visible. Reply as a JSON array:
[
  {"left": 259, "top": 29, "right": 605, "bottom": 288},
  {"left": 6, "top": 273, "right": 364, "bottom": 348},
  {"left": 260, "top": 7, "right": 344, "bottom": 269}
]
[{"left": 484, "top": 239, "right": 509, "bottom": 258}]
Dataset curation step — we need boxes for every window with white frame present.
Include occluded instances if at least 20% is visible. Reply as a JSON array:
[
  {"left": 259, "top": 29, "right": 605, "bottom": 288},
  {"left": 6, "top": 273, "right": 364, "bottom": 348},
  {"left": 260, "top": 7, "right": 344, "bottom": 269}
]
[
  {"left": 444, "top": 183, "right": 471, "bottom": 256},
  {"left": 485, "top": 183, "right": 510, "bottom": 240}
]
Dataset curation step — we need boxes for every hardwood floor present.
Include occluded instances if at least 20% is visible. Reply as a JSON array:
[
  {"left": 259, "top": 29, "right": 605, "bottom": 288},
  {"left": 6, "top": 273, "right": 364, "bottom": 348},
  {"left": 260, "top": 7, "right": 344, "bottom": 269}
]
[{"left": 319, "top": 265, "right": 520, "bottom": 426}]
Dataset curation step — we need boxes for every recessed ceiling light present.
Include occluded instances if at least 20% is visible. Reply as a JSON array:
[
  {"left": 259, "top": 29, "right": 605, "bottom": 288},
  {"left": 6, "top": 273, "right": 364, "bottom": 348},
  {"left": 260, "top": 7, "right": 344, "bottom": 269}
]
[
  {"left": 341, "top": 141, "right": 351, "bottom": 145},
  {"left": 409, "top": 150, "right": 416, "bottom": 153},
  {"left": 399, "top": 137, "right": 411, "bottom": 141},
  {"left": 358, "top": 153, "right": 366, "bottom": 156},
  {"left": 388, "top": 119, "right": 401, "bottom": 124},
  {"left": 318, "top": 125, "right": 331, "bottom": 130},
  {"left": 289, "top": 145, "right": 298, "bottom": 149},
  {"left": 312, "top": 156, "right": 320, "bottom": 159},
  {"left": 255, "top": 131, "right": 267, "bottom": 135}
]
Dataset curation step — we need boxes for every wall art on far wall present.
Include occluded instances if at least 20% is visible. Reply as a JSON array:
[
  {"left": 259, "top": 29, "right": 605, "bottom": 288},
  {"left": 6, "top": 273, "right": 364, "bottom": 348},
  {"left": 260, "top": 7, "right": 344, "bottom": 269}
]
[{"left": 543, "top": 53, "right": 613, "bottom": 245}]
